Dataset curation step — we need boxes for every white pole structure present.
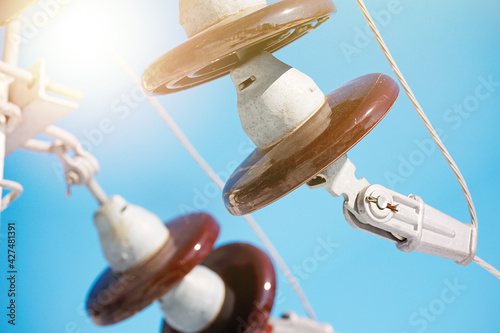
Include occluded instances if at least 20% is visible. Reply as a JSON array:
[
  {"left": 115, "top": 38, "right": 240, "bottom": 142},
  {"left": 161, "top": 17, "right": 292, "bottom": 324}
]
[
  {"left": 3, "top": 20, "right": 21, "bottom": 66},
  {"left": 0, "top": 19, "right": 22, "bottom": 226},
  {"left": 0, "top": 60, "right": 83, "bottom": 101}
]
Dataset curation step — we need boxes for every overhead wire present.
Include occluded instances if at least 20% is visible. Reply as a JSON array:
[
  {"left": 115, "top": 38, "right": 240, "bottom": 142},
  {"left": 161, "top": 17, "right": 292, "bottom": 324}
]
[
  {"left": 108, "top": 46, "right": 318, "bottom": 319},
  {"left": 355, "top": 0, "right": 499, "bottom": 280}
]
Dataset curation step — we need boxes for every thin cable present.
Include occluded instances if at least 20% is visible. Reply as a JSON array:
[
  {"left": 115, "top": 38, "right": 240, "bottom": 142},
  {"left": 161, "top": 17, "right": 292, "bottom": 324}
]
[
  {"left": 473, "top": 256, "right": 500, "bottom": 280},
  {"left": 108, "top": 46, "right": 317, "bottom": 320},
  {"left": 355, "top": 0, "right": 477, "bottom": 229},
  {"left": 241, "top": 214, "right": 319, "bottom": 318},
  {"left": 355, "top": 0, "right": 500, "bottom": 279}
]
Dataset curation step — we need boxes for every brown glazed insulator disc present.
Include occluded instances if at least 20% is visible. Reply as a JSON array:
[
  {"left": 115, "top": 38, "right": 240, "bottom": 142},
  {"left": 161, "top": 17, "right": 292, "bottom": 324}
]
[
  {"left": 142, "top": 0, "right": 336, "bottom": 95},
  {"left": 87, "top": 213, "right": 220, "bottom": 326},
  {"left": 223, "top": 73, "right": 400, "bottom": 216},
  {"left": 161, "top": 243, "right": 276, "bottom": 333}
]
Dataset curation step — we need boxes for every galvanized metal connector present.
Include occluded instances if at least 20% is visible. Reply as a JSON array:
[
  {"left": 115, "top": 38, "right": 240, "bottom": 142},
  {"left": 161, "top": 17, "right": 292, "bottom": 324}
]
[{"left": 230, "top": 51, "right": 325, "bottom": 148}]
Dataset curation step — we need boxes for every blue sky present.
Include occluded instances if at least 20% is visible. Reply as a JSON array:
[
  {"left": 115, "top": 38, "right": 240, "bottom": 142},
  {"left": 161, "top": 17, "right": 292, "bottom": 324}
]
[{"left": 1, "top": 0, "right": 499, "bottom": 332}]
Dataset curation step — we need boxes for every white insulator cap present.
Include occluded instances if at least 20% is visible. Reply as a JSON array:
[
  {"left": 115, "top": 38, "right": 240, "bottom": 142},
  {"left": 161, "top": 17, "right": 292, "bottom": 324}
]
[
  {"left": 230, "top": 51, "right": 325, "bottom": 148},
  {"left": 180, "top": 0, "right": 266, "bottom": 38},
  {"left": 160, "top": 265, "right": 226, "bottom": 333},
  {"left": 94, "top": 195, "right": 169, "bottom": 272}
]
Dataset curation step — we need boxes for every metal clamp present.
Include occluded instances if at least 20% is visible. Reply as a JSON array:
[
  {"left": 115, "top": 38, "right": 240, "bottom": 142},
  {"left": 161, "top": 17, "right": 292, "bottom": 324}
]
[{"left": 309, "top": 155, "right": 477, "bottom": 266}]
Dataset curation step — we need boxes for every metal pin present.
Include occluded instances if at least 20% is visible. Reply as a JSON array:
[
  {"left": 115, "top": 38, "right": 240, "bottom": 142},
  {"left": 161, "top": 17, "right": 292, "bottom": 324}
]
[
  {"left": 386, "top": 203, "right": 399, "bottom": 213},
  {"left": 367, "top": 196, "right": 398, "bottom": 212}
]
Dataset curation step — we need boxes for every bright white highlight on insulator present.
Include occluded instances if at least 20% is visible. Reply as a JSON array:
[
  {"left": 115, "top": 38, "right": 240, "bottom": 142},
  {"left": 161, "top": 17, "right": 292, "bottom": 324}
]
[
  {"left": 230, "top": 51, "right": 325, "bottom": 148},
  {"left": 94, "top": 195, "right": 169, "bottom": 272},
  {"left": 160, "top": 266, "right": 226, "bottom": 333},
  {"left": 194, "top": 243, "right": 201, "bottom": 251},
  {"left": 264, "top": 282, "right": 272, "bottom": 290},
  {"left": 179, "top": 0, "right": 266, "bottom": 37}
]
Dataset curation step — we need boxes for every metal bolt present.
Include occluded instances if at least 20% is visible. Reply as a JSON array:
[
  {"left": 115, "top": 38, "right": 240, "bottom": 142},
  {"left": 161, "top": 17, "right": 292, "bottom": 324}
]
[
  {"left": 376, "top": 196, "right": 388, "bottom": 210},
  {"left": 367, "top": 195, "right": 398, "bottom": 212}
]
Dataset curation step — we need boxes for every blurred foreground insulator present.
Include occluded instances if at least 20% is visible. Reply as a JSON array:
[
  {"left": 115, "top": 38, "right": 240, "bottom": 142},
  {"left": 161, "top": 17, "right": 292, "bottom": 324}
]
[
  {"left": 161, "top": 243, "right": 276, "bottom": 333},
  {"left": 86, "top": 197, "right": 220, "bottom": 326}
]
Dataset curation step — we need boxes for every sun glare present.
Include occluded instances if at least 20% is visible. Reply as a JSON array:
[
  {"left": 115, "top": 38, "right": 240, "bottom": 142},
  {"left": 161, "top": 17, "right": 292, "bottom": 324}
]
[{"left": 50, "top": 1, "right": 116, "bottom": 65}]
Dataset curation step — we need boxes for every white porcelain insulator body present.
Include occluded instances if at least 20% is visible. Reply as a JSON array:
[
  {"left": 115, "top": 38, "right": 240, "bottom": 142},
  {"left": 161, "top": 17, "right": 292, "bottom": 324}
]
[
  {"left": 230, "top": 51, "right": 325, "bottom": 148},
  {"left": 160, "top": 265, "right": 226, "bottom": 333},
  {"left": 180, "top": 0, "right": 266, "bottom": 37},
  {"left": 93, "top": 195, "right": 169, "bottom": 272}
]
